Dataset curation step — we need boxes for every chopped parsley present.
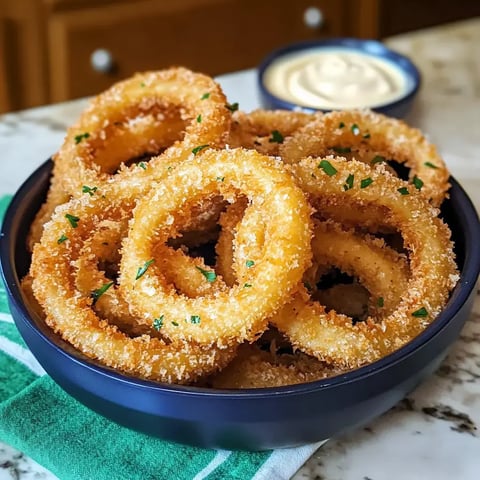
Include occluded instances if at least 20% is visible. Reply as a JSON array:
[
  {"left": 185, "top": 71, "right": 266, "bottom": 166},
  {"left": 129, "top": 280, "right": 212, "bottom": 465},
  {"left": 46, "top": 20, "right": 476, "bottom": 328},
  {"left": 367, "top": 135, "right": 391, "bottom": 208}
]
[
  {"left": 153, "top": 315, "right": 164, "bottom": 331},
  {"left": 82, "top": 185, "right": 98, "bottom": 196},
  {"left": 424, "top": 161, "right": 438, "bottom": 169},
  {"left": 412, "top": 176, "right": 424, "bottom": 190},
  {"left": 338, "top": 122, "right": 345, "bottom": 128},
  {"left": 135, "top": 259, "right": 155, "bottom": 280},
  {"left": 74, "top": 132, "right": 90, "bottom": 144},
  {"left": 196, "top": 114, "right": 202, "bottom": 123},
  {"left": 397, "top": 187, "right": 410, "bottom": 195},
  {"left": 412, "top": 307, "right": 428, "bottom": 318},
  {"left": 360, "top": 177, "right": 373, "bottom": 189},
  {"left": 190, "top": 315, "right": 201, "bottom": 324},
  {"left": 216, "top": 176, "right": 225, "bottom": 182},
  {"left": 91, "top": 282, "right": 114, "bottom": 305},
  {"left": 377, "top": 297, "right": 384, "bottom": 307},
  {"left": 363, "top": 132, "right": 371, "bottom": 139},
  {"left": 57, "top": 234, "right": 68, "bottom": 244},
  {"left": 65, "top": 213, "right": 80, "bottom": 228},
  {"left": 138, "top": 162, "right": 147, "bottom": 170},
  {"left": 243, "top": 283, "right": 252, "bottom": 288},
  {"left": 332, "top": 146, "right": 352, "bottom": 154},
  {"left": 343, "top": 173, "right": 354, "bottom": 191},
  {"left": 192, "top": 144, "right": 209, "bottom": 155},
  {"left": 225, "top": 102, "right": 239, "bottom": 112},
  {"left": 371, "top": 155, "right": 386, "bottom": 164},
  {"left": 171, "top": 321, "right": 179, "bottom": 326},
  {"left": 269, "top": 130, "right": 284, "bottom": 143},
  {"left": 245, "top": 260, "right": 255, "bottom": 268},
  {"left": 195, "top": 266, "right": 217, "bottom": 283},
  {"left": 201, "top": 92, "right": 210, "bottom": 100},
  {"left": 351, "top": 123, "right": 360, "bottom": 135},
  {"left": 318, "top": 159, "right": 337, "bottom": 176}
]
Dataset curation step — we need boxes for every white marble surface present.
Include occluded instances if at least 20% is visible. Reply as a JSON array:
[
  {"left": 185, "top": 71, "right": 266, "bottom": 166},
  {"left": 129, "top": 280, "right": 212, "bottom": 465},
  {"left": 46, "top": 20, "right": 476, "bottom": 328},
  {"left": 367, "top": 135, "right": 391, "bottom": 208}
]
[{"left": 0, "top": 17, "right": 479, "bottom": 480}]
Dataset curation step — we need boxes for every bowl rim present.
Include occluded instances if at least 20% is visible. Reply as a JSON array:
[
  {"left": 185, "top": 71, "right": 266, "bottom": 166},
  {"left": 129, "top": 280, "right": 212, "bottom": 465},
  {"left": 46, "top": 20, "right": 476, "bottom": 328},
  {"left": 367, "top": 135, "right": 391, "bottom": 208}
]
[
  {"left": 1, "top": 159, "right": 479, "bottom": 399},
  {"left": 257, "top": 37, "right": 422, "bottom": 113}
]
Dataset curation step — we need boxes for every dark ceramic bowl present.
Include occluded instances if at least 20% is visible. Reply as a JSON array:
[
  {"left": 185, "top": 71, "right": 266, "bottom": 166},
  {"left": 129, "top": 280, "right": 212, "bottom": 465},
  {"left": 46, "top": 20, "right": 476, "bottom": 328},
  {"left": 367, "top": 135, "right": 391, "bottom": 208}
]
[
  {"left": 1, "top": 160, "right": 479, "bottom": 451},
  {"left": 258, "top": 38, "right": 421, "bottom": 118}
]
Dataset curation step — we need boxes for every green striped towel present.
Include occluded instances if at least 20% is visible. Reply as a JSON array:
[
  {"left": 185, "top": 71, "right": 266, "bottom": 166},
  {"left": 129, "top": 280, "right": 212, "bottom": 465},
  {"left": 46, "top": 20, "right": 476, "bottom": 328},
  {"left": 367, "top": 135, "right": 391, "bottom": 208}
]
[{"left": 0, "top": 195, "right": 323, "bottom": 480}]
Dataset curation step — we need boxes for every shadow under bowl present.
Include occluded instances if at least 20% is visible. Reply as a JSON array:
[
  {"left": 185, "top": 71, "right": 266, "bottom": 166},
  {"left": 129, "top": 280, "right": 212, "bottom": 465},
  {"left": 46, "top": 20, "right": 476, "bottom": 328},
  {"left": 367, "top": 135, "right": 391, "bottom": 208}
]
[{"left": 1, "top": 159, "right": 479, "bottom": 451}]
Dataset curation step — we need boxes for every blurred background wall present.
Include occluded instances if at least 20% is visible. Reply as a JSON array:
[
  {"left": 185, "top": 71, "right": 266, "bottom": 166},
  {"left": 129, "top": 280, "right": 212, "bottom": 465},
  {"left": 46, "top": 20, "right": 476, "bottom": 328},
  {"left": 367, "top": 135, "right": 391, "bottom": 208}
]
[{"left": 1, "top": 0, "right": 479, "bottom": 113}]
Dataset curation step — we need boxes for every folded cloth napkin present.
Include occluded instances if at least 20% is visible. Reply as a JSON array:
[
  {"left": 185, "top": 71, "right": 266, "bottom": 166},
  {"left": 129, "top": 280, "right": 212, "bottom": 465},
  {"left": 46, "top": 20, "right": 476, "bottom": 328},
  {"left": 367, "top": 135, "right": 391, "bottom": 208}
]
[{"left": 0, "top": 195, "right": 324, "bottom": 480}]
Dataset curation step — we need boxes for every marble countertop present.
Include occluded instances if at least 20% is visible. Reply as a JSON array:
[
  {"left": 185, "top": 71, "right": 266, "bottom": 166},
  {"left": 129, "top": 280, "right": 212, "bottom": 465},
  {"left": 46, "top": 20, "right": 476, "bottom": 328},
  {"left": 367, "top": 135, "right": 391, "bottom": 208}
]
[{"left": 1, "top": 17, "right": 479, "bottom": 480}]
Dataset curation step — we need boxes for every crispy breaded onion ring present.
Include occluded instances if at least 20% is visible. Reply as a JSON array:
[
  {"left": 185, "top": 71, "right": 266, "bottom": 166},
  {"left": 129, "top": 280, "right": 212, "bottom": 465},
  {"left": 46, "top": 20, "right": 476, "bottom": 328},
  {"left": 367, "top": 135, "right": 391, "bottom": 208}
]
[
  {"left": 28, "top": 67, "right": 231, "bottom": 249},
  {"left": 270, "top": 157, "right": 458, "bottom": 368},
  {"left": 228, "top": 109, "right": 314, "bottom": 155},
  {"left": 119, "top": 148, "right": 313, "bottom": 348},
  {"left": 280, "top": 110, "right": 450, "bottom": 207},
  {"left": 29, "top": 194, "right": 235, "bottom": 383}
]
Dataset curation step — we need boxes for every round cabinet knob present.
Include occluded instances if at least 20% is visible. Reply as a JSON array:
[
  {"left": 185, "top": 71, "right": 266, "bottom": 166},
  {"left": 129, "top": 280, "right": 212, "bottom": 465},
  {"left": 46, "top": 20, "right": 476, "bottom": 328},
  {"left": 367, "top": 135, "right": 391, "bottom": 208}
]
[
  {"left": 303, "top": 6, "right": 324, "bottom": 29},
  {"left": 90, "top": 48, "right": 115, "bottom": 73}
]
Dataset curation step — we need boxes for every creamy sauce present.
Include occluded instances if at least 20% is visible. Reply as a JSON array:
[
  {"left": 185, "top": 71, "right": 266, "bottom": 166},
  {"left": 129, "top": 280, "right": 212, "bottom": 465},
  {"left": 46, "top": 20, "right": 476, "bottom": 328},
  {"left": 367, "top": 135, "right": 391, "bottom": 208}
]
[{"left": 263, "top": 48, "right": 410, "bottom": 109}]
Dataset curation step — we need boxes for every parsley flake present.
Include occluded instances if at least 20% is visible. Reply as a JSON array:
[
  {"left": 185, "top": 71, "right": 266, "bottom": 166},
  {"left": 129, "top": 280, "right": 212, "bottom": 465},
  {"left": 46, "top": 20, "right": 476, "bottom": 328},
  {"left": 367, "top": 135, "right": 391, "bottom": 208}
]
[
  {"left": 338, "top": 122, "right": 345, "bottom": 128},
  {"left": 363, "top": 132, "right": 371, "bottom": 139},
  {"left": 216, "top": 176, "right": 225, "bottom": 182},
  {"left": 343, "top": 173, "right": 354, "bottom": 191},
  {"left": 135, "top": 259, "right": 155, "bottom": 280},
  {"left": 351, "top": 123, "right": 360, "bottom": 135},
  {"left": 138, "top": 162, "right": 147, "bottom": 170},
  {"left": 243, "top": 283, "right": 252, "bottom": 288},
  {"left": 201, "top": 92, "right": 210, "bottom": 100},
  {"left": 360, "top": 177, "right": 373, "bottom": 188},
  {"left": 82, "top": 185, "right": 97, "bottom": 196},
  {"left": 377, "top": 297, "right": 384, "bottom": 307},
  {"left": 397, "top": 186, "right": 410, "bottom": 195},
  {"left": 195, "top": 266, "right": 217, "bottom": 283},
  {"left": 318, "top": 159, "right": 338, "bottom": 176},
  {"left": 412, "top": 307, "right": 428, "bottom": 318},
  {"left": 371, "top": 155, "right": 386, "bottom": 164},
  {"left": 65, "top": 213, "right": 80, "bottom": 228},
  {"left": 412, "top": 176, "right": 424, "bottom": 190},
  {"left": 192, "top": 144, "right": 209, "bottom": 155},
  {"left": 57, "top": 234, "right": 68, "bottom": 244},
  {"left": 269, "top": 130, "right": 284, "bottom": 143},
  {"left": 153, "top": 315, "right": 164, "bottom": 331},
  {"left": 225, "top": 102, "right": 239, "bottom": 112},
  {"left": 74, "top": 132, "right": 90, "bottom": 144},
  {"left": 196, "top": 114, "right": 202, "bottom": 123},
  {"left": 190, "top": 315, "right": 201, "bottom": 324},
  {"left": 91, "top": 282, "right": 114, "bottom": 305},
  {"left": 332, "top": 146, "right": 351, "bottom": 154},
  {"left": 171, "top": 321, "right": 179, "bottom": 326},
  {"left": 424, "top": 161, "right": 438, "bottom": 169},
  {"left": 245, "top": 260, "right": 255, "bottom": 268}
]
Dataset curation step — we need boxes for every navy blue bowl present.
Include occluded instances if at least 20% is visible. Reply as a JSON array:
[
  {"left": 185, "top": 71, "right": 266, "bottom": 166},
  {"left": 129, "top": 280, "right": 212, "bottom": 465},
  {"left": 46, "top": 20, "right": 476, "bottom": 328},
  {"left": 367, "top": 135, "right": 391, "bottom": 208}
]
[
  {"left": 258, "top": 38, "right": 421, "bottom": 118},
  {"left": 1, "top": 160, "right": 479, "bottom": 451}
]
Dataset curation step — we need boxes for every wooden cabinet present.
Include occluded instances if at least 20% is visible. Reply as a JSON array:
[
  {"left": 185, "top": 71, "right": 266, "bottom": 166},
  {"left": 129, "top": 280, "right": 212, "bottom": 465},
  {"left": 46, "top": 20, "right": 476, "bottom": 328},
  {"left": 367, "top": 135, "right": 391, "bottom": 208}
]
[{"left": 1, "top": 0, "right": 381, "bottom": 112}]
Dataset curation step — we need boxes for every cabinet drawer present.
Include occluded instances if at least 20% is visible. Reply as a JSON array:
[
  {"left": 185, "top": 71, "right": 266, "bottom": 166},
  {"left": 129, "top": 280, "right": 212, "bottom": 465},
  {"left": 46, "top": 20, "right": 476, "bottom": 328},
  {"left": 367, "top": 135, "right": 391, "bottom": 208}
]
[{"left": 47, "top": 0, "right": 346, "bottom": 102}]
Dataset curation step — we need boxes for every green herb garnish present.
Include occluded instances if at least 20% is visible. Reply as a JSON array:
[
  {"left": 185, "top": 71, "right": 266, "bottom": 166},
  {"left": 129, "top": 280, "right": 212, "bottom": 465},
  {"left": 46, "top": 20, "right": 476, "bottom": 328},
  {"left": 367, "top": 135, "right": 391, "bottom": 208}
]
[
  {"left": 245, "top": 260, "right": 255, "bottom": 268},
  {"left": 338, "top": 122, "right": 345, "bottom": 128},
  {"left": 82, "top": 185, "right": 98, "bottom": 196},
  {"left": 153, "top": 315, "right": 164, "bottom": 330},
  {"left": 351, "top": 124, "right": 360, "bottom": 135},
  {"left": 318, "top": 159, "right": 338, "bottom": 176},
  {"left": 65, "top": 213, "right": 80, "bottom": 228},
  {"left": 201, "top": 92, "right": 210, "bottom": 100},
  {"left": 74, "top": 132, "right": 90, "bottom": 144},
  {"left": 135, "top": 259, "right": 155, "bottom": 280},
  {"left": 360, "top": 177, "right": 373, "bottom": 188},
  {"left": 225, "top": 102, "right": 239, "bottom": 112},
  {"left": 171, "top": 321, "right": 179, "bottom": 326},
  {"left": 377, "top": 297, "right": 384, "bottom": 307},
  {"left": 343, "top": 173, "right": 354, "bottom": 191},
  {"left": 269, "top": 130, "right": 284, "bottom": 143},
  {"left": 371, "top": 155, "right": 386, "bottom": 164},
  {"left": 363, "top": 132, "right": 371, "bottom": 139},
  {"left": 397, "top": 187, "right": 410, "bottom": 195},
  {"left": 424, "top": 161, "right": 438, "bottom": 169},
  {"left": 216, "top": 176, "right": 225, "bottom": 182},
  {"left": 195, "top": 266, "right": 217, "bottom": 283},
  {"left": 190, "top": 315, "right": 201, "bottom": 324},
  {"left": 243, "top": 283, "right": 252, "bottom": 288},
  {"left": 138, "top": 162, "right": 147, "bottom": 170},
  {"left": 91, "top": 282, "right": 114, "bottom": 305},
  {"left": 196, "top": 114, "right": 202, "bottom": 123},
  {"left": 192, "top": 144, "right": 209, "bottom": 155},
  {"left": 412, "top": 307, "right": 428, "bottom": 318},
  {"left": 57, "top": 234, "right": 68, "bottom": 244},
  {"left": 412, "top": 176, "right": 424, "bottom": 190},
  {"left": 332, "top": 146, "right": 352, "bottom": 154}
]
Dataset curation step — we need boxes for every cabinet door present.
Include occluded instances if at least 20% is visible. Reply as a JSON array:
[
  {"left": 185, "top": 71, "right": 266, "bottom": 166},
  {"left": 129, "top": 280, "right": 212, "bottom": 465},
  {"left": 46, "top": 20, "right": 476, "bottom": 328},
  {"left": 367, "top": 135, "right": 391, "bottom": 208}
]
[{"left": 48, "top": 0, "right": 347, "bottom": 102}]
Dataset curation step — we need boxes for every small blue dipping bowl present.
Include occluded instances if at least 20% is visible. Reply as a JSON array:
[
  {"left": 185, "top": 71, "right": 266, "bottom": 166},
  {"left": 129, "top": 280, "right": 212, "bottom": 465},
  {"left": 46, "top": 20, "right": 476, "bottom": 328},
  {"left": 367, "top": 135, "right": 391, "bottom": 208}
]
[
  {"left": 1, "top": 160, "right": 479, "bottom": 451},
  {"left": 258, "top": 38, "right": 421, "bottom": 118}
]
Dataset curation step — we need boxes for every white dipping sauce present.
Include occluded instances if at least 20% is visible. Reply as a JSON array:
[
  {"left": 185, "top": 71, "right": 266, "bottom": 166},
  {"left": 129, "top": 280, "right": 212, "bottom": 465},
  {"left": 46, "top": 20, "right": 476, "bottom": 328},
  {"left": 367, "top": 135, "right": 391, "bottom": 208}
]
[{"left": 263, "top": 48, "right": 410, "bottom": 109}]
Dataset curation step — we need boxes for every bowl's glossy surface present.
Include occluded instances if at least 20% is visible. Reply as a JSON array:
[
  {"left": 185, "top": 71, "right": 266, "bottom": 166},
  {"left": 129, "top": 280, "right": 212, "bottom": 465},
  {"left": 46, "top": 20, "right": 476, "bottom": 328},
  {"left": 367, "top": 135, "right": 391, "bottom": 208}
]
[
  {"left": 1, "top": 160, "right": 479, "bottom": 451},
  {"left": 258, "top": 38, "right": 421, "bottom": 118}
]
